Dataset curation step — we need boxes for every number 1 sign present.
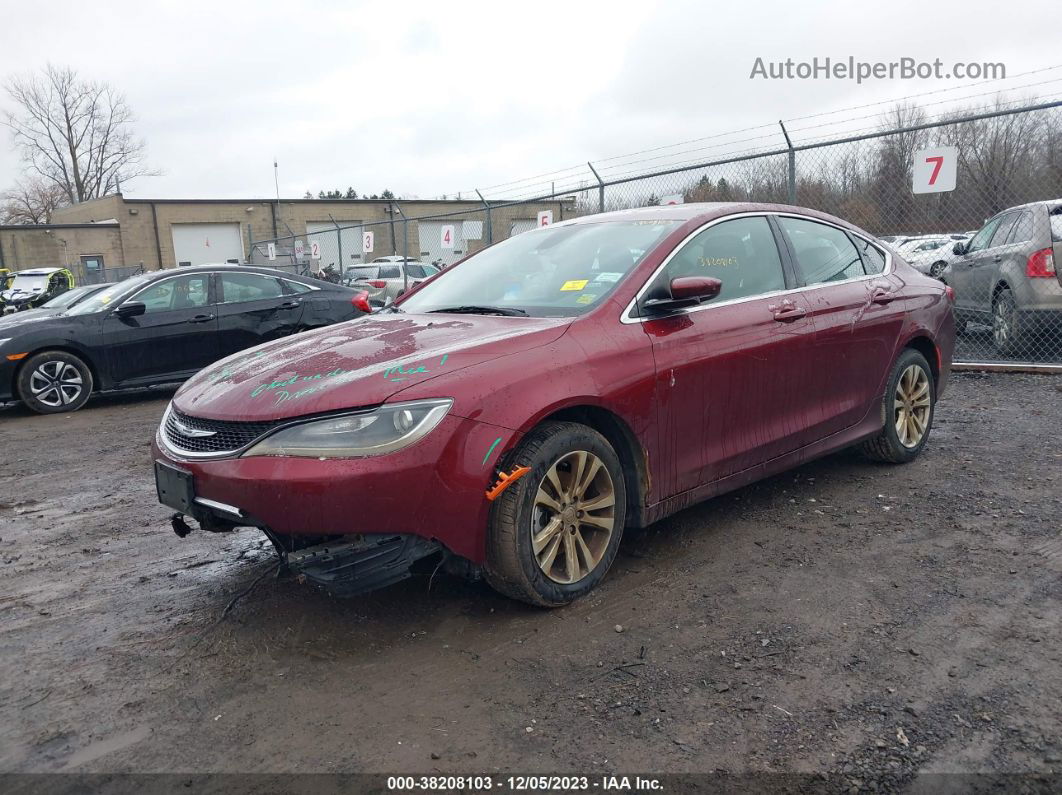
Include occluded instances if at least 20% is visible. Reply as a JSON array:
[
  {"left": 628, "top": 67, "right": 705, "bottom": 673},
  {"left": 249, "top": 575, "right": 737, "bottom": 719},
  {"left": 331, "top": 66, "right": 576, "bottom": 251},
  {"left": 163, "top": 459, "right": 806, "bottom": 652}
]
[{"left": 912, "top": 146, "right": 957, "bottom": 194}]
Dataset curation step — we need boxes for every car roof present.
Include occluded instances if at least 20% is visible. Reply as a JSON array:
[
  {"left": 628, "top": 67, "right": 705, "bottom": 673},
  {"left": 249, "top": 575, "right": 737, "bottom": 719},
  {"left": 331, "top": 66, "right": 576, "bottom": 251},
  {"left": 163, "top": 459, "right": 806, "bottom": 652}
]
[
  {"left": 556, "top": 201, "right": 874, "bottom": 233},
  {"left": 158, "top": 265, "right": 315, "bottom": 281},
  {"left": 996, "top": 198, "right": 1062, "bottom": 213},
  {"left": 14, "top": 267, "right": 65, "bottom": 275}
]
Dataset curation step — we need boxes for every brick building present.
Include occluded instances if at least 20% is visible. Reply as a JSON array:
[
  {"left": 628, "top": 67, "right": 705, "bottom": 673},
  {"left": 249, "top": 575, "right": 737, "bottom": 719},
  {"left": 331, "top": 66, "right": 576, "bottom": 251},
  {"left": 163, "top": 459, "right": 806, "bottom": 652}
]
[{"left": 0, "top": 194, "right": 571, "bottom": 279}]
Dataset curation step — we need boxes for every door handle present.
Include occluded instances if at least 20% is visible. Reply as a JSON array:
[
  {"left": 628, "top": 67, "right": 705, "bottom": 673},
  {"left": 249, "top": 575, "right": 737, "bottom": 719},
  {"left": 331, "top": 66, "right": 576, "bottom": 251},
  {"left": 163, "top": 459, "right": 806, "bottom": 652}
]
[
  {"left": 770, "top": 304, "right": 807, "bottom": 322},
  {"left": 871, "top": 288, "right": 896, "bottom": 305},
  {"left": 278, "top": 300, "right": 300, "bottom": 309},
  {"left": 992, "top": 255, "right": 1002, "bottom": 263},
  {"left": 188, "top": 313, "right": 215, "bottom": 323}
]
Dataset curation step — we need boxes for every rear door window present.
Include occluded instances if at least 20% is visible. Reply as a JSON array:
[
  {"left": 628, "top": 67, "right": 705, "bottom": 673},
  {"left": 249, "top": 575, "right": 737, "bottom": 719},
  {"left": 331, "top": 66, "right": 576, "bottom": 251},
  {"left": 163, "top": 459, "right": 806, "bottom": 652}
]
[
  {"left": 778, "top": 217, "right": 865, "bottom": 284},
  {"left": 990, "top": 213, "right": 1018, "bottom": 247},
  {"left": 854, "top": 237, "right": 887, "bottom": 275},
  {"left": 378, "top": 266, "right": 401, "bottom": 279},
  {"left": 1007, "top": 211, "right": 1036, "bottom": 245},
  {"left": 404, "top": 263, "right": 426, "bottom": 278},
  {"left": 219, "top": 273, "right": 284, "bottom": 303}
]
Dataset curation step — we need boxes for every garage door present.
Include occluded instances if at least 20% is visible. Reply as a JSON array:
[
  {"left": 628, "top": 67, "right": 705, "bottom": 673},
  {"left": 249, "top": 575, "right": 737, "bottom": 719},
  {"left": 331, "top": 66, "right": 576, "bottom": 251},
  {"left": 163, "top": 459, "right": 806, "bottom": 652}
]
[
  {"left": 307, "top": 221, "right": 363, "bottom": 273},
  {"left": 418, "top": 221, "right": 469, "bottom": 267},
  {"left": 509, "top": 219, "right": 537, "bottom": 237},
  {"left": 172, "top": 223, "right": 244, "bottom": 267}
]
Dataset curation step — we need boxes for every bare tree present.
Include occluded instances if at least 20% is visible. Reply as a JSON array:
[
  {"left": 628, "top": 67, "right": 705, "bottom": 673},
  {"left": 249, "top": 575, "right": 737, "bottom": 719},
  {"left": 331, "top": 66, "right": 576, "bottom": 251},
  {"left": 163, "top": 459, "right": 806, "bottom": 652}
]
[
  {"left": 3, "top": 64, "right": 157, "bottom": 203},
  {"left": 0, "top": 177, "right": 69, "bottom": 223}
]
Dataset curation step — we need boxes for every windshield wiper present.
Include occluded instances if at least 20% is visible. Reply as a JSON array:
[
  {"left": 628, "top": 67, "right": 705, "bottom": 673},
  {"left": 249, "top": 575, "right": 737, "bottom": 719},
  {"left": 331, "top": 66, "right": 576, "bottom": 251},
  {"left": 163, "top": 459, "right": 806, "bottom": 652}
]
[{"left": 428, "top": 305, "right": 529, "bottom": 317}]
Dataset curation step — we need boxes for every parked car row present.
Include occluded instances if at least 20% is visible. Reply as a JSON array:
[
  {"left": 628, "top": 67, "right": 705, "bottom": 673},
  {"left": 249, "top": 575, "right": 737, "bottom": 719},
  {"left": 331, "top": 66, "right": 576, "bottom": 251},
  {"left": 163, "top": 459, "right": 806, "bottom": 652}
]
[
  {"left": 0, "top": 266, "right": 367, "bottom": 413},
  {"left": 342, "top": 257, "right": 441, "bottom": 305}
]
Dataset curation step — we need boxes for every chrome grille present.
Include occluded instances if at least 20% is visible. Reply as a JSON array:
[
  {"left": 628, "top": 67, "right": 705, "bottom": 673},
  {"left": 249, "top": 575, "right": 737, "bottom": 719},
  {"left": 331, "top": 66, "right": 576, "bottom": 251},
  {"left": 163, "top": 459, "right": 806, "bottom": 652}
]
[{"left": 163, "top": 409, "right": 284, "bottom": 455}]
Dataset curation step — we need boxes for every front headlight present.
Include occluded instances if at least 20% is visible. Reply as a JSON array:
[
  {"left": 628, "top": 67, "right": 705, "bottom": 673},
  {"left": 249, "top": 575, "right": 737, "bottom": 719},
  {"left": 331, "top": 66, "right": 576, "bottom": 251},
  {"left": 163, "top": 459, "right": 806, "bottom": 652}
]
[{"left": 242, "top": 398, "right": 452, "bottom": 459}]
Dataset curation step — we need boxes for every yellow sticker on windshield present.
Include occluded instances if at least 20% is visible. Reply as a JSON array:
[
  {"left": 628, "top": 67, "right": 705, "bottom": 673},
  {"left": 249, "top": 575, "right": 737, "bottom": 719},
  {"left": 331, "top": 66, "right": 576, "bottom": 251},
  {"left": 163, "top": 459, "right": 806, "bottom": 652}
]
[
  {"left": 99, "top": 293, "right": 112, "bottom": 304},
  {"left": 560, "top": 280, "right": 589, "bottom": 291},
  {"left": 576, "top": 293, "right": 596, "bottom": 304}
]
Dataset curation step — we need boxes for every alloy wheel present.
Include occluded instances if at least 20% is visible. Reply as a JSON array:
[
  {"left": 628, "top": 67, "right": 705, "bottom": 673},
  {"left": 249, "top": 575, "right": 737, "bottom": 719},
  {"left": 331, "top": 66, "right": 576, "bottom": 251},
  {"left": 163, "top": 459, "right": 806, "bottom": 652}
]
[
  {"left": 894, "top": 364, "right": 931, "bottom": 448},
  {"left": 29, "top": 360, "right": 84, "bottom": 408},
  {"left": 993, "top": 300, "right": 1012, "bottom": 349},
  {"left": 530, "top": 450, "right": 616, "bottom": 584}
]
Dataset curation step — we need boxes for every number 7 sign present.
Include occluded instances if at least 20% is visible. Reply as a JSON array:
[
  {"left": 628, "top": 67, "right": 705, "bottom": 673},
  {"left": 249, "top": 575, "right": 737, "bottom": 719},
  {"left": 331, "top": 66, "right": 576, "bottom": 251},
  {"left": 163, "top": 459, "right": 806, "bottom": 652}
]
[{"left": 912, "top": 146, "right": 957, "bottom": 194}]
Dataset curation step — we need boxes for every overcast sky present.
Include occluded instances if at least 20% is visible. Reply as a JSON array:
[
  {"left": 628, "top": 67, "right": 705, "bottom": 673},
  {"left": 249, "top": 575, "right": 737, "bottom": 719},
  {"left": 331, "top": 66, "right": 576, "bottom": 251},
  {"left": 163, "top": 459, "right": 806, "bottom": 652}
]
[{"left": 0, "top": 0, "right": 1057, "bottom": 202}]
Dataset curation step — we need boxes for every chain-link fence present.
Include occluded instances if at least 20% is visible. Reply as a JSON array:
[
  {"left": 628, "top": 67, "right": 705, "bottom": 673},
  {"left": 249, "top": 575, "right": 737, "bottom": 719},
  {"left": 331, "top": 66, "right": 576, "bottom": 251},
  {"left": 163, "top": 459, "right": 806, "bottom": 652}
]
[
  {"left": 250, "top": 99, "right": 1062, "bottom": 367},
  {"left": 73, "top": 263, "right": 144, "bottom": 286}
]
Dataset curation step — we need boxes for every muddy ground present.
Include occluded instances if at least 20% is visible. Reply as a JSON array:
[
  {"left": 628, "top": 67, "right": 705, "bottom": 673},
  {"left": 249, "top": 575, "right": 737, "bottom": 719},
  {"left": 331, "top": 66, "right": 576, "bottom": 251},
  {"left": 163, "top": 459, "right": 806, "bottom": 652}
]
[{"left": 1, "top": 373, "right": 1060, "bottom": 789}]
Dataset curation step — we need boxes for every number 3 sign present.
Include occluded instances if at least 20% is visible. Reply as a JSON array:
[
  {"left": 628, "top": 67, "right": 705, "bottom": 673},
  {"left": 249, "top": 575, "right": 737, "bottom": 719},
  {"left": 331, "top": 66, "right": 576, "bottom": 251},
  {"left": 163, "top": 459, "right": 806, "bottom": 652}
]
[{"left": 912, "top": 146, "right": 957, "bottom": 194}]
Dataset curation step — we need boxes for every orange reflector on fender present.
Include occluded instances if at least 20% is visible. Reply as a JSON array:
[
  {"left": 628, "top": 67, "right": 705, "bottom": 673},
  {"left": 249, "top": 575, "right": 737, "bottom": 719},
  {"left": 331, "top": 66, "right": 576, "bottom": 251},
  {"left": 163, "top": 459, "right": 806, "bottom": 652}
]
[
  {"left": 5, "top": 353, "right": 28, "bottom": 361},
  {"left": 486, "top": 466, "right": 532, "bottom": 501}
]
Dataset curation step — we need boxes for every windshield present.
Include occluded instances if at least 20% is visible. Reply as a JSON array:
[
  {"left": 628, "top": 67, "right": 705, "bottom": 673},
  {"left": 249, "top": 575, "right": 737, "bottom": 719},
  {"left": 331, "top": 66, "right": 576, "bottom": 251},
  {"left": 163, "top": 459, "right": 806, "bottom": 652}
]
[
  {"left": 64, "top": 273, "right": 153, "bottom": 316},
  {"left": 42, "top": 285, "right": 101, "bottom": 309},
  {"left": 399, "top": 220, "right": 679, "bottom": 317},
  {"left": 7, "top": 275, "right": 50, "bottom": 293}
]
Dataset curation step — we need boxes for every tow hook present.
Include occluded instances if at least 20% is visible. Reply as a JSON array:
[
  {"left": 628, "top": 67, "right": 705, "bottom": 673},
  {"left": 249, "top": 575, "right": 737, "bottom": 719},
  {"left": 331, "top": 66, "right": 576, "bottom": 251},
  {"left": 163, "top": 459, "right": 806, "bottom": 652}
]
[{"left": 171, "top": 513, "right": 194, "bottom": 538}]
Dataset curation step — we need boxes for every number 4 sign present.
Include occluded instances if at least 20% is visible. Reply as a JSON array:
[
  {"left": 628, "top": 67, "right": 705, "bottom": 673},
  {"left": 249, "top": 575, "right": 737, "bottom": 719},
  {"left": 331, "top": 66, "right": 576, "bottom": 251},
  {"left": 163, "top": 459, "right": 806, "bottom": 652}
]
[
  {"left": 912, "top": 146, "right": 957, "bottom": 194},
  {"left": 440, "top": 225, "right": 455, "bottom": 249}
]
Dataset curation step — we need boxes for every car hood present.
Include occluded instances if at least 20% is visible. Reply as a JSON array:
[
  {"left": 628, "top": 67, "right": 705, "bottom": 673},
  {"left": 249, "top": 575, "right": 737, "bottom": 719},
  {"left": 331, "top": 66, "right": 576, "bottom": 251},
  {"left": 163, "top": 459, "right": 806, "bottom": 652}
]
[
  {"left": 172, "top": 312, "right": 572, "bottom": 421},
  {"left": 0, "top": 310, "right": 68, "bottom": 331}
]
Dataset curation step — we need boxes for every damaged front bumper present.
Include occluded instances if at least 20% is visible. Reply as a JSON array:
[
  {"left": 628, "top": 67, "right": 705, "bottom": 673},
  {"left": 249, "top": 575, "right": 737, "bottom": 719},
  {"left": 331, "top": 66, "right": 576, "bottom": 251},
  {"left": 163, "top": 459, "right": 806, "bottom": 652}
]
[
  {"left": 284, "top": 534, "right": 442, "bottom": 596},
  {"left": 158, "top": 459, "right": 445, "bottom": 596}
]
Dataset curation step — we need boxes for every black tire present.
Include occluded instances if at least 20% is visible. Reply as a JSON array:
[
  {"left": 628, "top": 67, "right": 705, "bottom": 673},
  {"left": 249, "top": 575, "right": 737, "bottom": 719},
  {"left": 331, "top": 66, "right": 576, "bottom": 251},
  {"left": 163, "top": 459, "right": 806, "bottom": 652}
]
[
  {"left": 860, "top": 349, "right": 935, "bottom": 464},
  {"left": 992, "top": 288, "right": 1022, "bottom": 356},
  {"left": 484, "top": 421, "right": 627, "bottom": 607},
  {"left": 16, "top": 350, "right": 94, "bottom": 414}
]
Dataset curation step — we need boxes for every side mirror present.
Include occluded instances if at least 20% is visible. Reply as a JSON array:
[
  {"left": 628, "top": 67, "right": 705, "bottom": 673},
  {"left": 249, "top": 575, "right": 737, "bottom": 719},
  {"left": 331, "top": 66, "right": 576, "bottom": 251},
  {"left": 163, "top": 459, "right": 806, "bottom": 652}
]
[
  {"left": 115, "top": 301, "right": 146, "bottom": 319},
  {"left": 643, "top": 276, "right": 722, "bottom": 314},
  {"left": 952, "top": 242, "right": 967, "bottom": 255}
]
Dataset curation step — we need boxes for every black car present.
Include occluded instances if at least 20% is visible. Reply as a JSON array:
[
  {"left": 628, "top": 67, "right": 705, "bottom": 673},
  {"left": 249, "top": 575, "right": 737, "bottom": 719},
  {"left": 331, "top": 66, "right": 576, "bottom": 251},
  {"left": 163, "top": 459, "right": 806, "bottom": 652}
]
[{"left": 0, "top": 266, "right": 366, "bottom": 414}]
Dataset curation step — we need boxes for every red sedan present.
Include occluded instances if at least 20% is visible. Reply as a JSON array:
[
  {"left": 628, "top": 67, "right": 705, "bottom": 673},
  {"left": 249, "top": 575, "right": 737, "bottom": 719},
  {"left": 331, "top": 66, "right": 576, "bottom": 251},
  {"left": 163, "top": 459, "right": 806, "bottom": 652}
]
[{"left": 153, "top": 203, "right": 954, "bottom": 606}]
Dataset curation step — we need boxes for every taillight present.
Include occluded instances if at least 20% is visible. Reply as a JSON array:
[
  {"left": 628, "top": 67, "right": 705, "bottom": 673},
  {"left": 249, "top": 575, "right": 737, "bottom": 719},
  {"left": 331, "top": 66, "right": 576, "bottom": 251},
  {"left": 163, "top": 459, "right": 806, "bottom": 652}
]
[
  {"left": 352, "top": 291, "right": 371, "bottom": 313},
  {"left": 944, "top": 285, "right": 955, "bottom": 302},
  {"left": 367, "top": 280, "right": 387, "bottom": 288},
  {"left": 1026, "top": 248, "right": 1056, "bottom": 278}
]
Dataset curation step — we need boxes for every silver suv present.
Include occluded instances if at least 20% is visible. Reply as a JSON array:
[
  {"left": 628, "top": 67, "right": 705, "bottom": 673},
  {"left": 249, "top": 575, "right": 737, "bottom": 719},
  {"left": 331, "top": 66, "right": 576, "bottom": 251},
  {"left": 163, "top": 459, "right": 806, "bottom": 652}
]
[
  {"left": 943, "top": 200, "right": 1062, "bottom": 356},
  {"left": 342, "top": 259, "right": 440, "bottom": 306}
]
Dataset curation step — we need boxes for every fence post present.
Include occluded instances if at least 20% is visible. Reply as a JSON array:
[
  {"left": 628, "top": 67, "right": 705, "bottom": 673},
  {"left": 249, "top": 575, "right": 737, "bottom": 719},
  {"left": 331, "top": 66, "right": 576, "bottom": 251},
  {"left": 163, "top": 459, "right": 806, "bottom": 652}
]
[
  {"left": 329, "top": 214, "right": 343, "bottom": 274},
  {"left": 587, "top": 161, "right": 605, "bottom": 213},
  {"left": 476, "top": 189, "right": 492, "bottom": 244},
  {"left": 779, "top": 121, "right": 796, "bottom": 205}
]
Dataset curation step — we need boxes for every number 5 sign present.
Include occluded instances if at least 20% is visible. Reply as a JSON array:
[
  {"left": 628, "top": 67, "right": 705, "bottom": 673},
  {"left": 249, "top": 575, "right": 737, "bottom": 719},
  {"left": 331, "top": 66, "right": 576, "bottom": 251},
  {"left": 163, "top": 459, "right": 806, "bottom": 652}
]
[{"left": 913, "top": 146, "right": 957, "bottom": 194}]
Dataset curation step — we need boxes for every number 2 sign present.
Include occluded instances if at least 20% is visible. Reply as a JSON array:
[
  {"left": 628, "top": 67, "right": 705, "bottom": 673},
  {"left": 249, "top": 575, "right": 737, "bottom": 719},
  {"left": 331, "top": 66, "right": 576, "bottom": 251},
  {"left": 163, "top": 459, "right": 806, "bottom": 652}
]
[
  {"left": 440, "top": 225, "right": 455, "bottom": 249},
  {"left": 912, "top": 146, "right": 957, "bottom": 194}
]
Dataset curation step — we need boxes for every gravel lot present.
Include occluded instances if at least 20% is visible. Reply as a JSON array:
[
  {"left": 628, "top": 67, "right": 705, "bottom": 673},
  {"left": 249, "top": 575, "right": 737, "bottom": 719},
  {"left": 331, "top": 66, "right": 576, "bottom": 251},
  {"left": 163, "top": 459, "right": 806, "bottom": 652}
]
[{"left": 1, "top": 373, "right": 1060, "bottom": 788}]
